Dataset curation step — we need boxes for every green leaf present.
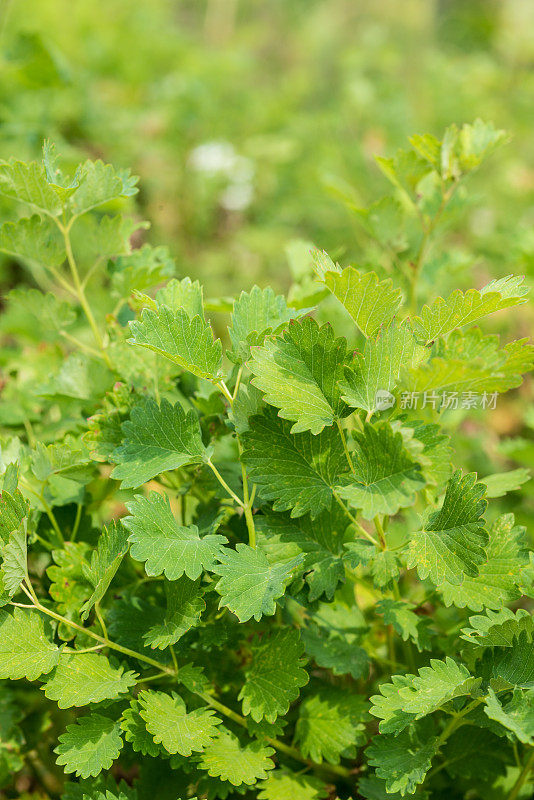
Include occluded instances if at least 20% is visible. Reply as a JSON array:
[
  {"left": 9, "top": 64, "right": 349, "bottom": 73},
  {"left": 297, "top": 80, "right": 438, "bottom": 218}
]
[
  {"left": 80, "top": 520, "right": 130, "bottom": 620},
  {"left": 461, "top": 608, "right": 532, "bottom": 648},
  {"left": 336, "top": 422, "right": 425, "bottom": 519},
  {"left": 1, "top": 525, "right": 27, "bottom": 596},
  {"left": 493, "top": 632, "right": 534, "bottom": 688},
  {"left": 123, "top": 492, "right": 227, "bottom": 580},
  {"left": 111, "top": 398, "right": 208, "bottom": 488},
  {"left": 370, "top": 658, "right": 479, "bottom": 733},
  {"left": 230, "top": 285, "right": 304, "bottom": 360},
  {"left": 55, "top": 714, "right": 123, "bottom": 779},
  {"left": 249, "top": 317, "right": 347, "bottom": 434},
  {"left": 440, "top": 727, "right": 509, "bottom": 782},
  {"left": 481, "top": 468, "right": 530, "bottom": 498},
  {"left": 121, "top": 699, "right": 162, "bottom": 757},
  {"left": 0, "top": 607, "right": 60, "bottom": 680},
  {"left": 0, "top": 216, "right": 65, "bottom": 267},
  {"left": 47, "top": 542, "right": 92, "bottom": 616},
  {"left": 413, "top": 276, "right": 528, "bottom": 345},
  {"left": 43, "top": 652, "right": 137, "bottom": 708},
  {"left": 0, "top": 158, "right": 62, "bottom": 215},
  {"left": 313, "top": 253, "right": 402, "bottom": 337},
  {"left": 241, "top": 410, "right": 346, "bottom": 519},
  {"left": 376, "top": 599, "right": 431, "bottom": 652},
  {"left": 340, "top": 320, "right": 422, "bottom": 414},
  {"left": 0, "top": 488, "right": 29, "bottom": 544},
  {"left": 366, "top": 723, "right": 438, "bottom": 796},
  {"left": 294, "top": 688, "right": 367, "bottom": 764},
  {"left": 303, "top": 623, "right": 369, "bottom": 679},
  {"left": 128, "top": 305, "right": 222, "bottom": 380},
  {"left": 110, "top": 244, "right": 175, "bottom": 298},
  {"left": 138, "top": 690, "right": 221, "bottom": 756},
  {"left": 238, "top": 629, "right": 308, "bottom": 722},
  {"left": 258, "top": 770, "right": 328, "bottom": 800},
  {"left": 440, "top": 513, "right": 527, "bottom": 611},
  {"left": 155, "top": 276, "right": 205, "bottom": 318},
  {"left": 407, "top": 471, "right": 488, "bottom": 587},
  {"left": 143, "top": 578, "right": 205, "bottom": 649},
  {"left": 69, "top": 160, "right": 137, "bottom": 216},
  {"left": 199, "top": 728, "right": 275, "bottom": 786},
  {"left": 214, "top": 544, "right": 302, "bottom": 623},
  {"left": 6, "top": 288, "right": 75, "bottom": 342},
  {"left": 484, "top": 688, "right": 534, "bottom": 744}
]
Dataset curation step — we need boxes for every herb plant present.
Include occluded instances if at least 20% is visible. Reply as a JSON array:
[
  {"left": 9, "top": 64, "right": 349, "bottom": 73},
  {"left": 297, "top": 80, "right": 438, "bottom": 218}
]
[{"left": 0, "top": 122, "right": 533, "bottom": 800}]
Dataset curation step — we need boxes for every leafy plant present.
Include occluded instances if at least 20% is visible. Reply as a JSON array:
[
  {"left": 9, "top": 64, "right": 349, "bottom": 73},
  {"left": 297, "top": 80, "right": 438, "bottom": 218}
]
[{"left": 0, "top": 123, "right": 533, "bottom": 800}]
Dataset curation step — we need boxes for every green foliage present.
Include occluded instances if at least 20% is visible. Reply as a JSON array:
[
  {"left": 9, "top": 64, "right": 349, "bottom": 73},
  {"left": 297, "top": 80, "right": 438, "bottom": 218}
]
[{"left": 0, "top": 134, "right": 533, "bottom": 800}]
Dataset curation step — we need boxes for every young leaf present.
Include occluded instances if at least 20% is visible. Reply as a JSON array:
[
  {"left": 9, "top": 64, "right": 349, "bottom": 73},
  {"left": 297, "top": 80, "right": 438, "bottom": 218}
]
[
  {"left": 111, "top": 398, "right": 208, "bottom": 488},
  {"left": 43, "top": 653, "right": 137, "bottom": 708},
  {"left": 80, "top": 520, "right": 130, "bottom": 620},
  {"left": 481, "top": 468, "right": 530, "bottom": 498},
  {"left": 69, "top": 160, "right": 138, "bottom": 216},
  {"left": 238, "top": 629, "right": 309, "bottom": 722},
  {"left": 143, "top": 578, "right": 205, "bottom": 649},
  {"left": 128, "top": 305, "right": 222, "bottom": 380},
  {"left": 313, "top": 253, "right": 402, "bottom": 337},
  {"left": 336, "top": 422, "right": 425, "bottom": 518},
  {"left": 0, "top": 608, "right": 60, "bottom": 681},
  {"left": 199, "top": 728, "right": 275, "bottom": 786},
  {"left": 230, "top": 285, "right": 304, "bottom": 360},
  {"left": 1, "top": 525, "right": 27, "bottom": 595},
  {"left": 156, "top": 276, "right": 205, "bottom": 318},
  {"left": 138, "top": 690, "right": 221, "bottom": 756},
  {"left": 0, "top": 216, "right": 65, "bottom": 267},
  {"left": 55, "top": 714, "right": 124, "bottom": 778},
  {"left": 294, "top": 689, "right": 367, "bottom": 764},
  {"left": 249, "top": 317, "right": 347, "bottom": 434},
  {"left": 407, "top": 471, "right": 488, "bottom": 587},
  {"left": 0, "top": 158, "right": 62, "bottom": 215},
  {"left": 0, "top": 489, "right": 29, "bottom": 544},
  {"left": 241, "top": 410, "right": 346, "bottom": 518},
  {"left": 123, "top": 492, "right": 227, "bottom": 580}
]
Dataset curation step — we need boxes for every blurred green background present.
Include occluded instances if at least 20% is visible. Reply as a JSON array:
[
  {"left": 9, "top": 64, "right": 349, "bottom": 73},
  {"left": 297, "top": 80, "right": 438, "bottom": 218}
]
[
  {"left": 1, "top": 0, "right": 534, "bottom": 297},
  {"left": 0, "top": 0, "right": 533, "bottom": 536}
]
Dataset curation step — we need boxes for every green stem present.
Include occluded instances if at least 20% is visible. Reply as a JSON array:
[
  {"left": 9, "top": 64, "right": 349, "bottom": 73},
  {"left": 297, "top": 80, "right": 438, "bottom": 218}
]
[
  {"left": 507, "top": 747, "right": 534, "bottom": 800},
  {"left": 438, "top": 697, "right": 484, "bottom": 745},
  {"left": 333, "top": 492, "right": 380, "bottom": 547},
  {"left": 241, "top": 462, "right": 256, "bottom": 548},
  {"left": 373, "top": 515, "right": 387, "bottom": 550},
  {"left": 58, "top": 218, "right": 113, "bottom": 368},
  {"left": 208, "top": 460, "right": 245, "bottom": 508},
  {"left": 71, "top": 503, "right": 83, "bottom": 541},
  {"left": 337, "top": 419, "right": 355, "bottom": 474}
]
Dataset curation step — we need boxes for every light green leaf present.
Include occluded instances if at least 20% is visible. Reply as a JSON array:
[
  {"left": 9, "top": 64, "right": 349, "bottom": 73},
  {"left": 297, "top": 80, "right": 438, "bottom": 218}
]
[
  {"left": 239, "top": 629, "right": 308, "bottom": 722},
  {"left": 214, "top": 544, "right": 303, "bottom": 623},
  {"left": 249, "top": 316, "right": 347, "bottom": 434},
  {"left": 482, "top": 468, "right": 530, "bottom": 498},
  {"left": 143, "top": 578, "right": 205, "bottom": 649},
  {"left": 0, "top": 488, "right": 29, "bottom": 544},
  {"left": 123, "top": 492, "right": 227, "bottom": 580},
  {"left": 199, "top": 728, "right": 275, "bottom": 786},
  {"left": 340, "top": 320, "right": 422, "bottom": 414},
  {"left": 1, "top": 524, "right": 27, "bottom": 595},
  {"left": 302, "top": 623, "right": 369, "bottom": 679},
  {"left": 138, "top": 690, "right": 221, "bottom": 756},
  {"left": 407, "top": 471, "right": 488, "bottom": 587},
  {"left": 0, "top": 607, "right": 60, "bottom": 681},
  {"left": 370, "top": 658, "right": 479, "bottom": 733},
  {"left": 414, "top": 276, "right": 528, "bottom": 345},
  {"left": 111, "top": 398, "right": 208, "bottom": 488},
  {"left": 121, "top": 699, "right": 162, "bottom": 757},
  {"left": 0, "top": 215, "right": 65, "bottom": 267},
  {"left": 69, "top": 160, "right": 137, "bottom": 216},
  {"left": 0, "top": 158, "right": 62, "bottom": 215},
  {"left": 294, "top": 689, "right": 367, "bottom": 764},
  {"left": 366, "top": 723, "right": 438, "bottom": 796},
  {"left": 313, "top": 252, "right": 402, "bottom": 337},
  {"left": 440, "top": 513, "right": 528, "bottom": 611},
  {"left": 241, "top": 410, "right": 347, "bottom": 519},
  {"left": 258, "top": 770, "right": 328, "bottom": 800},
  {"left": 128, "top": 305, "right": 222, "bottom": 380},
  {"left": 110, "top": 244, "right": 175, "bottom": 298},
  {"left": 55, "top": 714, "right": 123, "bottom": 779},
  {"left": 484, "top": 688, "right": 534, "bottom": 744},
  {"left": 7, "top": 287, "right": 75, "bottom": 340},
  {"left": 336, "top": 422, "right": 424, "bottom": 518},
  {"left": 80, "top": 520, "right": 130, "bottom": 620},
  {"left": 43, "top": 652, "right": 137, "bottom": 708},
  {"left": 230, "top": 285, "right": 304, "bottom": 360},
  {"left": 376, "top": 599, "right": 431, "bottom": 652},
  {"left": 155, "top": 276, "right": 204, "bottom": 318}
]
